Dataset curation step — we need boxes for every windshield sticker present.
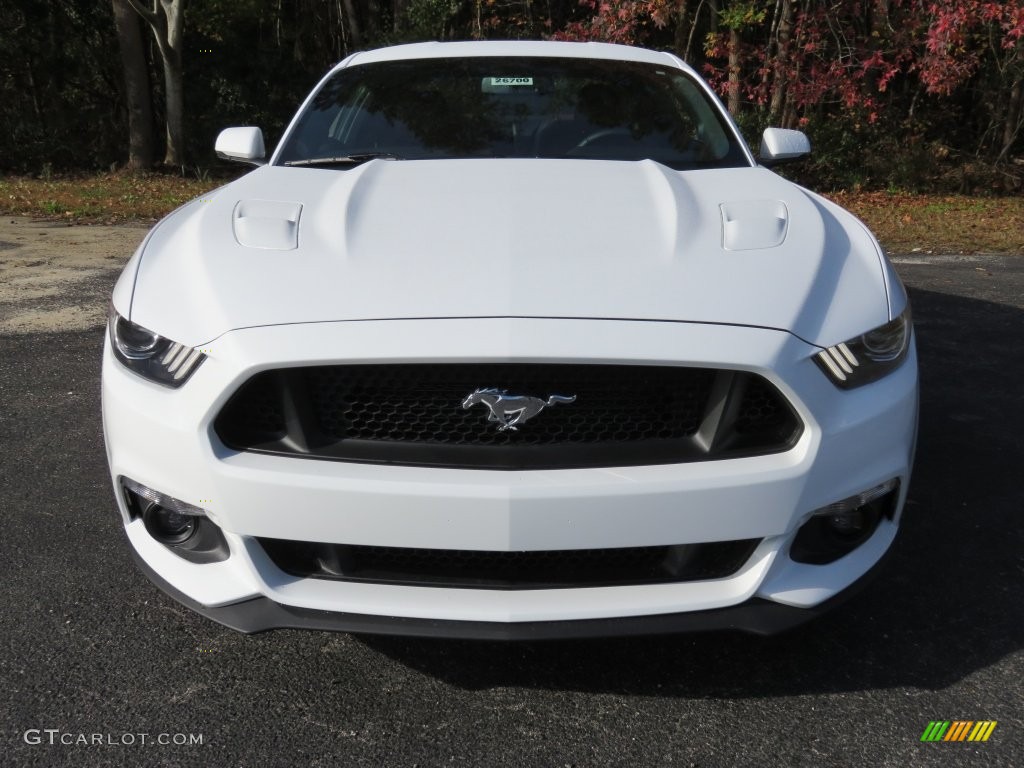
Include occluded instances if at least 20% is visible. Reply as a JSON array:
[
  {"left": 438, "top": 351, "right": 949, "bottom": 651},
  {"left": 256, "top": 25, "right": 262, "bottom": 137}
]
[{"left": 485, "top": 77, "right": 533, "bottom": 87}]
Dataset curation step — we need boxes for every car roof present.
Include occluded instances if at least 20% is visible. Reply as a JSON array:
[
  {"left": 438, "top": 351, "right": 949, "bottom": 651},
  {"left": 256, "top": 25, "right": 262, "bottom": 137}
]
[{"left": 340, "top": 40, "right": 692, "bottom": 73}]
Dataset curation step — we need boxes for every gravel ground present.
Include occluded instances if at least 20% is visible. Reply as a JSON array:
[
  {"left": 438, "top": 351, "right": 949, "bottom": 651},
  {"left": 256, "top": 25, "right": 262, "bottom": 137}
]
[{"left": 0, "top": 217, "right": 147, "bottom": 334}]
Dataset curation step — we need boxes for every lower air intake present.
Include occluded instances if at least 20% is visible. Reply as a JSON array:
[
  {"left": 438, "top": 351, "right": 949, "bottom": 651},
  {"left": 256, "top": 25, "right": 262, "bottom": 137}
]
[{"left": 257, "top": 538, "right": 762, "bottom": 590}]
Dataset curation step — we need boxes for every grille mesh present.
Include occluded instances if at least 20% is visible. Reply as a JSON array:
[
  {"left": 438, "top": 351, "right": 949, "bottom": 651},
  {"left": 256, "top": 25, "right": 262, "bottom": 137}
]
[
  {"left": 734, "top": 375, "right": 790, "bottom": 434},
  {"left": 305, "top": 363, "right": 713, "bottom": 446}
]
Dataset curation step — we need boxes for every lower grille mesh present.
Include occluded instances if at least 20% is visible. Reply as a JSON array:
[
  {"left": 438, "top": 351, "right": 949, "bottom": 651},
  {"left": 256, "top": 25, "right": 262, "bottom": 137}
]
[{"left": 257, "top": 538, "right": 762, "bottom": 590}]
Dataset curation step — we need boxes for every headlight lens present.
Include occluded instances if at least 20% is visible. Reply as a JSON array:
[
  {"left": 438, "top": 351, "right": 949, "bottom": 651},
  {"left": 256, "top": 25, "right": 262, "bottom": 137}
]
[
  {"left": 814, "top": 308, "right": 911, "bottom": 388},
  {"left": 107, "top": 306, "right": 205, "bottom": 387}
]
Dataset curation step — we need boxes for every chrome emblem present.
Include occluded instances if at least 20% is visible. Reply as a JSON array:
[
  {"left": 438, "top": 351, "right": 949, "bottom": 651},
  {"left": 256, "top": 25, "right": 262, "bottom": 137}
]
[{"left": 461, "top": 388, "right": 577, "bottom": 432}]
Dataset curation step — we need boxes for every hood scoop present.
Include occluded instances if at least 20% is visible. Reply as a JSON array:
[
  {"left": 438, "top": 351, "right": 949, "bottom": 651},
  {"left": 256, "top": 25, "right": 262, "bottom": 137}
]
[
  {"left": 720, "top": 200, "right": 788, "bottom": 251},
  {"left": 232, "top": 199, "right": 302, "bottom": 250}
]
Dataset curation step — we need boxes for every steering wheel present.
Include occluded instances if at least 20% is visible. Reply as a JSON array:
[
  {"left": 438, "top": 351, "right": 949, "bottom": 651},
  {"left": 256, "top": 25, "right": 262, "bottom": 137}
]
[{"left": 569, "top": 128, "right": 632, "bottom": 152}]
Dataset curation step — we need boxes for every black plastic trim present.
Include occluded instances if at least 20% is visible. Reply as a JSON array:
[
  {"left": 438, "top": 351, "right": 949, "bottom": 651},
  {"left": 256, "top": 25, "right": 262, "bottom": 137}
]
[{"left": 128, "top": 544, "right": 893, "bottom": 640}]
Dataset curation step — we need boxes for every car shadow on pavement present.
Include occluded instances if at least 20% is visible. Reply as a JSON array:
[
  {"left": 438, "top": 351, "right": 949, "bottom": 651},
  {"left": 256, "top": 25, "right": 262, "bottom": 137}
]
[{"left": 355, "top": 286, "right": 1024, "bottom": 697}]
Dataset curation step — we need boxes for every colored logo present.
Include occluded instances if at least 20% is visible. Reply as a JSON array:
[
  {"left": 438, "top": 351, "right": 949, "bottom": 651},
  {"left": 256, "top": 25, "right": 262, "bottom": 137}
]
[{"left": 920, "top": 721, "right": 997, "bottom": 742}]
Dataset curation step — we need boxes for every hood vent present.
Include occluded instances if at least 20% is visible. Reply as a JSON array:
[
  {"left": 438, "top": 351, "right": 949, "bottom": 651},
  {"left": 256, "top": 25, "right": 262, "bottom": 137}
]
[
  {"left": 232, "top": 199, "right": 302, "bottom": 250},
  {"left": 720, "top": 200, "right": 788, "bottom": 251}
]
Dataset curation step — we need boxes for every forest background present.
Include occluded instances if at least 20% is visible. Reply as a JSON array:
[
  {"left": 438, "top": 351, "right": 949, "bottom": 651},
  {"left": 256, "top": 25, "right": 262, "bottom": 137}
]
[{"left": 1, "top": 1, "right": 1022, "bottom": 251}]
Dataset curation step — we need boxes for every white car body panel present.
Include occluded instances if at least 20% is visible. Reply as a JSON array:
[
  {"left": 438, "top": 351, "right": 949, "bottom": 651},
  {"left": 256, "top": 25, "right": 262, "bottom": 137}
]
[{"left": 127, "top": 161, "right": 888, "bottom": 350}]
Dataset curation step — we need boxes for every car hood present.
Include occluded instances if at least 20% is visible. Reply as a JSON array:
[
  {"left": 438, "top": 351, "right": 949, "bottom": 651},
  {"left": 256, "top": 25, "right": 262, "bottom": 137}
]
[{"left": 127, "top": 160, "right": 890, "bottom": 348}]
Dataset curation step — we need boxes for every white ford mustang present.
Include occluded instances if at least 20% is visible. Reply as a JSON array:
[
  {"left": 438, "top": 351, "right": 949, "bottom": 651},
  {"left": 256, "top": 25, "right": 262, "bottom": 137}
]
[{"left": 102, "top": 40, "right": 917, "bottom": 638}]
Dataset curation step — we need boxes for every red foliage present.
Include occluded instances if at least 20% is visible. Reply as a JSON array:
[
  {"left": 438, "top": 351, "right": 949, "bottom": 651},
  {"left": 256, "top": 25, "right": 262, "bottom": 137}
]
[
  {"left": 920, "top": 1, "right": 1024, "bottom": 95},
  {"left": 553, "top": 0, "right": 1023, "bottom": 129},
  {"left": 553, "top": 0, "right": 671, "bottom": 45},
  {"left": 702, "top": 1, "right": 923, "bottom": 119}
]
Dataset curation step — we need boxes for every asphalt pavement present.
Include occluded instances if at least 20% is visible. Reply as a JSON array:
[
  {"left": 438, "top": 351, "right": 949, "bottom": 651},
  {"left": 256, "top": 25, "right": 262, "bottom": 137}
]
[{"left": 1, "top": 252, "right": 1021, "bottom": 767}]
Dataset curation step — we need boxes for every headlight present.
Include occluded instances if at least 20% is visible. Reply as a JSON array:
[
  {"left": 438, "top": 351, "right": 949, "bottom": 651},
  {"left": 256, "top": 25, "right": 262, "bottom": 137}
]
[
  {"left": 814, "top": 308, "right": 911, "bottom": 388},
  {"left": 107, "top": 306, "right": 205, "bottom": 387}
]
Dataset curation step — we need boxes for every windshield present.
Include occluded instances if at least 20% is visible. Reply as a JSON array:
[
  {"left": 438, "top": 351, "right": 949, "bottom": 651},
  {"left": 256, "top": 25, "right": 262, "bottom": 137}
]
[{"left": 276, "top": 57, "right": 750, "bottom": 169}]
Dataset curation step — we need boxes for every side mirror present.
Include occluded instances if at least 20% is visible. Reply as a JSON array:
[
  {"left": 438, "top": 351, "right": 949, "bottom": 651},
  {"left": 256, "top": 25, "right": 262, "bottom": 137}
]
[
  {"left": 759, "top": 128, "right": 810, "bottom": 166},
  {"left": 215, "top": 127, "right": 266, "bottom": 165}
]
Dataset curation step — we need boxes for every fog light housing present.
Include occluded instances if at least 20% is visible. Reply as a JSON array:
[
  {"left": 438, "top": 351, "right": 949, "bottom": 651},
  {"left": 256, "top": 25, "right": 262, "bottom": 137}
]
[
  {"left": 119, "top": 477, "right": 229, "bottom": 564},
  {"left": 790, "top": 479, "right": 900, "bottom": 565}
]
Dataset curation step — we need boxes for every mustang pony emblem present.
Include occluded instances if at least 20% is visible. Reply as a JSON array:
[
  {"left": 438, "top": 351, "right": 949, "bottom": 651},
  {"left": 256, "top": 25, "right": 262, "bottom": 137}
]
[{"left": 461, "top": 388, "right": 577, "bottom": 431}]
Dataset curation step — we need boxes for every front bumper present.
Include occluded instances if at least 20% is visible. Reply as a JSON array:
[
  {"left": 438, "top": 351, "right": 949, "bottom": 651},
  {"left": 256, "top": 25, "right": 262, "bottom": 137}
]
[
  {"left": 103, "top": 317, "right": 918, "bottom": 635},
  {"left": 128, "top": 543, "right": 894, "bottom": 639}
]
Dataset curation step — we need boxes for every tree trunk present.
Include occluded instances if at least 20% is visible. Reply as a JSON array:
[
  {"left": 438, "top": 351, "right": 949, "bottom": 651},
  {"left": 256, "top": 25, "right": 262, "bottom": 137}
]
[
  {"left": 125, "top": 0, "right": 186, "bottom": 167},
  {"left": 111, "top": 0, "right": 154, "bottom": 170},
  {"left": 768, "top": 0, "right": 793, "bottom": 125},
  {"left": 365, "top": 0, "right": 380, "bottom": 41},
  {"left": 160, "top": 0, "right": 185, "bottom": 167},
  {"left": 998, "top": 78, "right": 1022, "bottom": 163},
  {"left": 341, "top": 0, "right": 363, "bottom": 49},
  {"left": 393, "top": 0, "right": 406, "bottom": 34},
  {"left": 760, "top": 0, "right": 781, "bottom": 94},
  {"left": 727, "top": 26, "right": 741, "bottom": 116},
  {"left": 673, "top": 0, "right": 690, "bottom": 61},
  {"left": 160, "top": 46, "right": 184, "bottom": 167}
]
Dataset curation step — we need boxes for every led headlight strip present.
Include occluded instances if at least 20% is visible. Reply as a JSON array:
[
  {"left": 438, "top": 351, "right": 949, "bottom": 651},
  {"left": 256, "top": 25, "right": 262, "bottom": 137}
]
[
  {"left": 816, "top": 342, "right": 860, "bottom": 382},
  {"left": 814, "top": 309, "right": 911, "bottom": 389},
  {"left": 108, "top": 306, "right": 206, "bottom": 387},
  {"left": 159, "top": 341, "right": 206, "bottom": 381}
]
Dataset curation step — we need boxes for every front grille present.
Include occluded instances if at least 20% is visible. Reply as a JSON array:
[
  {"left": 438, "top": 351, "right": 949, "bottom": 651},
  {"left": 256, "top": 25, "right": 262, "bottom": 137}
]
[
  {"left": 307, "top": 364, "right": 712, "bottom": 445},
  {"left": 215, "top": 363, "right": 801, "bottom": 469},
  {"left": 257, "top": 538, "right": 762, "bottom": 590}
]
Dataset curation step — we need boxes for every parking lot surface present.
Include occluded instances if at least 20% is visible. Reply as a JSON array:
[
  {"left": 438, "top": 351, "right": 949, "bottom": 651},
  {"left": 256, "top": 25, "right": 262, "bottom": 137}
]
[{"left": 1, "top": 218, "right": 1021, "bottom": 766}]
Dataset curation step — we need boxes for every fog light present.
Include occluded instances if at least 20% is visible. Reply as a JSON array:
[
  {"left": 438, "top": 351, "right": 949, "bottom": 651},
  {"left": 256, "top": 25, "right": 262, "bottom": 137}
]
[
  {"left": 143, "top": 502, "right": 197, "bottom": 545},
  {"left": 790, "top": 479, "right": 900, "bottom": 565},
  {"left": 118, "top": 477, "right": 230, "bottom": 564},
  {"left": 825, "top": 508, "right": 867, "bottom": 537}
]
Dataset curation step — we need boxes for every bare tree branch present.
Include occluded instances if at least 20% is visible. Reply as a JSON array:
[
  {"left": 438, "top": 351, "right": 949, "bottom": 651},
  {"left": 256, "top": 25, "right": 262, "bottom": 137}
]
[{"left": 123, "top": 0, "right": 158, "bottom": 27}]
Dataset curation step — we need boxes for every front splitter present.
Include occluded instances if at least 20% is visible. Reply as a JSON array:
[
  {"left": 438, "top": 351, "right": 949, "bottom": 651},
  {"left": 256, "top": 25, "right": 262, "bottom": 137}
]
[{"left": 129, "top": 547, "right": 891, "bottom": 640}]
